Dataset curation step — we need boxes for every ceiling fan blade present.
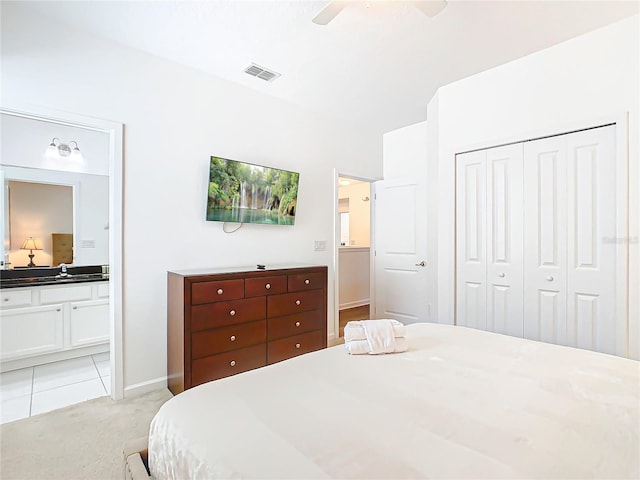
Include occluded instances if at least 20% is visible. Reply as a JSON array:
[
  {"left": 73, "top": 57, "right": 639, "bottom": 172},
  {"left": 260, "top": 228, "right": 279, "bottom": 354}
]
[
  {"left": 312, "top": 0, "right": 347, "bottom": 25},
  {"left": 413, "top": 0, "right": 448, "bottom": 18}
]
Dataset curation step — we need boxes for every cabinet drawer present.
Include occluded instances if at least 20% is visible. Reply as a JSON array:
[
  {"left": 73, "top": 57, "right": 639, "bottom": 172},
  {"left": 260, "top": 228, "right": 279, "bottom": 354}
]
[
  {"left": 1, "top": 289, "right": 33, "bottom": 308},
  {"left": 268, "top": 310, "right": 323, "bottom": 341},
  {"left": 191, "top": 344, "right": 266, "bottom": 386},
  {"left": 267, "top": 289, "right": 323, "bottom": 317},
  {"left": 267, "top": 330, "right": 324, "bottom": 364},
  {"left": 191, "top": 279, "right": 244, "bottom": 305},
  {"left": 40, "top": 285, "right": 92, "bottom": 304},
  {"left": 191, "top": 297, "right": 265, "bottom": 331},
  {"left": 288, "top": 272, "right": 324, "bottom": 292},
  {"left": 192, "top": 320, "right": 266, "bottom": 358},
  {"left": 245, "top": 276, "right": 287, "bottom": 297},
  {"left": 97, "top": 283, "right": 110, "bottom": 298}
]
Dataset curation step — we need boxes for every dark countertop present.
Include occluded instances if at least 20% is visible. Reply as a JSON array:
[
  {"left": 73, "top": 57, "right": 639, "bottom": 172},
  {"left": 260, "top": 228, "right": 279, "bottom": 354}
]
[{"left": 0, "top": 265, "right": 108, "bottom": 289}]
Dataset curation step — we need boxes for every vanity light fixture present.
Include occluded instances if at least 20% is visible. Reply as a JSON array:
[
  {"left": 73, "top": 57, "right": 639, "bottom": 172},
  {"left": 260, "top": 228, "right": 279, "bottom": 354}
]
[
  {"left": 46, "top": 138, "right": 83, "bottom": 161},
  {"left": 20, "top": 237, "right": 43, "bottom": 267}
]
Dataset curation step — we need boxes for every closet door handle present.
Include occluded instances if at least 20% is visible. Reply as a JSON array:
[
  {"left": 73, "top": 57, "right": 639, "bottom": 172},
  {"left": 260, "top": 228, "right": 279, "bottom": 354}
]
[
  {"left": 415, "top": 261, "right": 426, "bottom": 267},
  {"left": 546, "top": 276, "right": 554, "bottom": 282},
  {"left": 498, "top": 273, "right": 505, "bottom": 278}
]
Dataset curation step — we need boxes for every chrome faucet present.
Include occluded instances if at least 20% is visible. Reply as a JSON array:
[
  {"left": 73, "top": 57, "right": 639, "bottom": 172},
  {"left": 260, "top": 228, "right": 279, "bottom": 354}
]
[{"left": 59, "top": 263, "right": 68, "bottom": 277}]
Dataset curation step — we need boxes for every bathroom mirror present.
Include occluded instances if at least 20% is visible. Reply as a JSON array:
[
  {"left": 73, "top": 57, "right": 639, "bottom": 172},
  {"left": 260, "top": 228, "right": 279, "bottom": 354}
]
[{"left": 1, "top": 167, "right": 109, "bottom": 269}]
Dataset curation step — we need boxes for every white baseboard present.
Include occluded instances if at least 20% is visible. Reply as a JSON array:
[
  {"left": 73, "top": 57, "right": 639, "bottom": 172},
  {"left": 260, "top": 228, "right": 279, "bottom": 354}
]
[
  {"left": 339, "top": 299, "right": 370, "bottom": 310},
  {"left": 124, "top": 376, "right": 168, "bottom": 398}
]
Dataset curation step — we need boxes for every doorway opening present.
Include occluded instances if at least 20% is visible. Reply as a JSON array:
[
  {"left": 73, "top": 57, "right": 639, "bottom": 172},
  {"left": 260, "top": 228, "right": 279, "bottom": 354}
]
[{"left": 335, "top": 174, "right": 374, "bottom": 339}]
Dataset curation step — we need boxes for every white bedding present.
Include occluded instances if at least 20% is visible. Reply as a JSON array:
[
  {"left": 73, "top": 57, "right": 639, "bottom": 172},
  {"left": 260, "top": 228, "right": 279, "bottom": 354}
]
[{"left": 149, "top": 323, "right": 639, "bottom": 479}]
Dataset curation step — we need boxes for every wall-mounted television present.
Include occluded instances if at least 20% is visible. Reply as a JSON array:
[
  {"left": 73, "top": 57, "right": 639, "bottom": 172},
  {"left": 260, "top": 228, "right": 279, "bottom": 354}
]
[{"left": 206, "top": 156, "right": 300, "bottom": 225}]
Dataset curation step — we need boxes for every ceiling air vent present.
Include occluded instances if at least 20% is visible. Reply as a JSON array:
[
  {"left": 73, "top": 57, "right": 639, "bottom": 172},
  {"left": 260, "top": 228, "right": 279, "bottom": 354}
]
[{"left": 244, "top": 63, "right": 280, "bottom": 82}]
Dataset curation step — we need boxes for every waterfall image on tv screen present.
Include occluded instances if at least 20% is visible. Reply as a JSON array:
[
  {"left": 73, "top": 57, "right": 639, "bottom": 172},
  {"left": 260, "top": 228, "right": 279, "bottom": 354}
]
[{"left": 206, "top": 156, "right": 300, "bottom": 225}]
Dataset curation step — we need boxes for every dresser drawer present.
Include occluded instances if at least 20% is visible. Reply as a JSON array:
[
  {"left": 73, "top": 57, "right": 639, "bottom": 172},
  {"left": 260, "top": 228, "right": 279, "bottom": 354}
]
[
  {"left": 192, "top": 344, "right": 266, "bottom": 386},
  {"left": 268, "top": 310, "right": 323, "bottom": 341},
  {"left": 267, "top": 330, "right": 324, "bottom": 364},
  {"left": 191, "top": 297, "right": 265, "bottom": 331},
  {"left": 1, "top": 289, "right": 33, "bottom": 308},
  {"left": 288, "top": 272, "right": 324, "bottom": 292},
  {"left": 267, "top": 289, "right": 323, "bottom": 317},
  {"left": 191, "top": 279, "right": 244, "bottom": 305},
  {"left": 245, "top": 275, "right": 287, "bottom": 297},
  {"left": 192, "top": 320, "right": 267, "bottom": 358}
]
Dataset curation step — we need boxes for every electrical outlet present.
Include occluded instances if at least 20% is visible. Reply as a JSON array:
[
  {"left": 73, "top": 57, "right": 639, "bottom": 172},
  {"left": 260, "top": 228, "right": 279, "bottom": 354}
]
[{"left": 314, "top": 240, "right": 326, "bottom": 251}]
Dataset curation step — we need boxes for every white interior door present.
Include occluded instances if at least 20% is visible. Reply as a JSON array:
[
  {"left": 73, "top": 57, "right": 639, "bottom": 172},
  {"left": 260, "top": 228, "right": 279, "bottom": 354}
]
[
  {"left": 456, "top": 145, "right": 523, "bottom": 334},
  {"left": 374, "top": 178, "right": 428, "bottom": 324},
  {"left": 455, "top": 150, "right": 487, "bottom": 330},
  {"left": 566, "top": 126, "right": 617, "bottom": 354},
  {"left": 486, "top": 144, "right": 524, "bottom": 337},
  {"left": 523, "top": 135, "right": 568, "bottom": 345}
]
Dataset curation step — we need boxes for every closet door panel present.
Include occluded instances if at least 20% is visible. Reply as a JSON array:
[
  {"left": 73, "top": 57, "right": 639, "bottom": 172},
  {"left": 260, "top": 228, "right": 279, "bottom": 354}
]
[
  {"left": 456, "top": 150, "right": 487, "bottom": 330},
  {"left": 566, "top": 126, "right": 617, "bottom": 354},
  {"left": 523, "top": 136, "right": 568, "bottom": 345},
  {"left": 486, "top": 144, "right": 523, "bottom": 337}
]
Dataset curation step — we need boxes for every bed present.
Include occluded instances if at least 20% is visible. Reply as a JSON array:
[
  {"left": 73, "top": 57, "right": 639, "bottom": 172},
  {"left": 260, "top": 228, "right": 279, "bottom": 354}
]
[{"left": 146, "top": 323, "right": 639, "bottom": 479}]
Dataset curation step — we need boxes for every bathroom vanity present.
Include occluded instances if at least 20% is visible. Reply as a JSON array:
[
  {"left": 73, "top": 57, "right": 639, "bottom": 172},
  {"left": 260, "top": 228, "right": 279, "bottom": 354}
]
[{"left": 0, "top": 266, "right": 109, "bottom": 372}]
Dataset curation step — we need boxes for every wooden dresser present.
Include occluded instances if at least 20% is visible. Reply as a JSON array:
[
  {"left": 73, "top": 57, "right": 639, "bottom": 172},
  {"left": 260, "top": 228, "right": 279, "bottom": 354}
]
[{"left": 167, "top": 264, "right": 327, "bottom": 394}]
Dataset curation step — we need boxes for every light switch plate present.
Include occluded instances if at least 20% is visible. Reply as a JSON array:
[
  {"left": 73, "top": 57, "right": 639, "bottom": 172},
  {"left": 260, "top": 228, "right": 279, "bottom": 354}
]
[{"left": 314, "top": 240, "right": 326, "bottom": 251}]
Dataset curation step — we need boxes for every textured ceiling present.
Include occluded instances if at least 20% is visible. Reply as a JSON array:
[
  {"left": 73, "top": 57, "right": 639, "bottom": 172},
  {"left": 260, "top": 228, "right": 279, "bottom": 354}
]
[{"left": 15, "top": 0, "right": 640, "bottom": 135}]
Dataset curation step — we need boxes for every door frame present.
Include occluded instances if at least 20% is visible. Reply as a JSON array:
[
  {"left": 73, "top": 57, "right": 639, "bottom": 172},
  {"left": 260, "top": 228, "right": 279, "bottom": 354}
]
[
  {"left": 332, "top": 169, "right": 379, "bottom": 343},
  {"left": 0, "top": 104, "right": 124, "bottom": 398},
  {"left": 452, "top": 113, "right": 629, "bottom": 357}
]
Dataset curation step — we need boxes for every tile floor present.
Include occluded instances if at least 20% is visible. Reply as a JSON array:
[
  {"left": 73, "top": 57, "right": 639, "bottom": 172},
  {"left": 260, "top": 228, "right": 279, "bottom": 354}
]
[{"left": 0, "top": 352, "right": 110, "bottom": 424}]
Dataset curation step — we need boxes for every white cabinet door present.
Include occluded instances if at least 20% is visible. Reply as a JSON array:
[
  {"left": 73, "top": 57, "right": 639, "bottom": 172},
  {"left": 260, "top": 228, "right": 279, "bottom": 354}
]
[
  {"left": 69, "top": 299, "right": 110, "bottom": 347},
  {"left": 374, "top": 178, "right": 429, "bottom": 323},
  {"left": 456, "top": 145, "right": 524, "bottom": 335},
  {"left": 0, "top": 304, "right": 64, "bottom": 360}
]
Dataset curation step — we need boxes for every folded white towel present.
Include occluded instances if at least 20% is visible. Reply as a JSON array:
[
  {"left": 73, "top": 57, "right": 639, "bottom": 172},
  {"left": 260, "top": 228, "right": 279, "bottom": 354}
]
[
  {"left": 345, "top": 337, "right": 408, "bottom": 355},
  {"left": 344, "top": 319, "right": 406, "bottom": 342}
]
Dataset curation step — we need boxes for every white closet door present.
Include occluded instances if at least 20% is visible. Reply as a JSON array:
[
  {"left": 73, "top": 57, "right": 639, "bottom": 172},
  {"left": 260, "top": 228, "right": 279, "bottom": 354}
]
[
  {"left": 523, "top": 136, "right": 568, "bottom": 345},
  {"left": 456, "top": 150, "right": 487, "bottom": 330},
  {"left": 486, "top": 144, "right": 524, "bottom": 337},
  {"left": 524, "top": 125, "right": 617, "bottom": 355},
  {"left": 566, "top": 126, "right": 617, "bottom": 354}
]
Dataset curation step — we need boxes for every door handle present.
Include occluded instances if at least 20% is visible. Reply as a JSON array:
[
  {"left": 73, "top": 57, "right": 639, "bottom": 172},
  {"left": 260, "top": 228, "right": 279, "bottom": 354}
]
[{"left": 415, "top": 261, "right": 426, "bottom": 267}]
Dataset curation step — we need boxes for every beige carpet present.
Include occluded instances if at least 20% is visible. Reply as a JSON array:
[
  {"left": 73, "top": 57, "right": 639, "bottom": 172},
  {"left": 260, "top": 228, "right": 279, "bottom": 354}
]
[{"left": 0, "top": 388, "right": 173, "bottom": 480}]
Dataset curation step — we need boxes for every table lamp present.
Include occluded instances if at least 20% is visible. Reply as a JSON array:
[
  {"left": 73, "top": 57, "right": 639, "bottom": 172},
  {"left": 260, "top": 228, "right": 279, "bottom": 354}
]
[{"left": 20, "top": 237, "right": 42, "bottom": 267}]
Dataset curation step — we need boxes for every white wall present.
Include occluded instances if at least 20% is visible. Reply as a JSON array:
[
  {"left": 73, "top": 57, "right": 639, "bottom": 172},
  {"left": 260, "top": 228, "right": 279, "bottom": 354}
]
[
  {"left": 428, "top": 15, "right": 639, "bottom": 358},
  {"left": 338, "top": 247, "right": 370, "bottom": 309},
  {"left": 1, "top": 5, "right": 381, "bottom": 393}
]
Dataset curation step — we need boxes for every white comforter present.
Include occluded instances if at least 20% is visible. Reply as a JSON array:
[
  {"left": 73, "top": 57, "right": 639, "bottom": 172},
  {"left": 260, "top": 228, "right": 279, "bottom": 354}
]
[{"left": 149, "top": 323, "right": 639, "bottom": 479}]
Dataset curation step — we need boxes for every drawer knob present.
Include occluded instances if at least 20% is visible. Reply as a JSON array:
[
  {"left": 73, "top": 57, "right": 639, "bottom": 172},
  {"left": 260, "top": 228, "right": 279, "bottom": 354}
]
[
  {"left": 546, "top": 276, "right": 554, "bottom": 282},
  {"left": 217, "top": 288, "right": 224, "bottom": 295},
  {"left": 230, "top": 310, "right": 236, "bottom": 316},
  {"left": 230, "top": 360, "right": 236, "bottom": 367},
  {"left": 3, "top": 298, "right": 8, "bottom": 302},
  {"left": 73, "top": 306, "right": 78, "bottom": 310},
  {"left": 304, "top": 279, "right": 310, "bottom": 285},
  {"left": 295, "top": 300, "right": 301, "bottom": 306},
  {"left": 230, "top": 335, "right": 236, "bottom": 341},
  {"left": 265, "top": 283, "right": 271, "bottom": 290},
  {"left": 56, "top": 308, "right": 61, "bottom": 312},
  {"left": 295, "top": 343, "right": 301, "bottom": 349},
  {"left": 295, "top": 321, "right": 301, "bottom": 327}
]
